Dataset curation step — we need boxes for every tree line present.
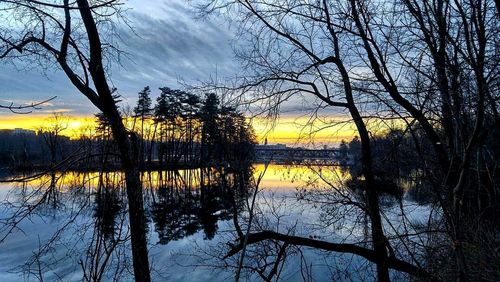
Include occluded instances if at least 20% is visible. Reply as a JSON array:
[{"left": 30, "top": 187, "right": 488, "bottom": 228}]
[
  {"left": 100, "top": 86, "right": 256, "bottom": 169},
  {"left": 0, "top": 88, "right": 255, "bottom": 172}
]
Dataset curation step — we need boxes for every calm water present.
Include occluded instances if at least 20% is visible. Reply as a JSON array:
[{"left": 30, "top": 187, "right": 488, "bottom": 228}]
[{"left": 0, "top": 164, "right": 432, "bottom": 281}]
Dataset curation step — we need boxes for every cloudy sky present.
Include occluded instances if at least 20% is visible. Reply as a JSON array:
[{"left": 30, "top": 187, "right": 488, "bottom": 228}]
[
  {"left": 0, "top": 0, "right": 238, "bottom": 116},
  {"left": 0, "top": 0, "right": 356, "bottom": 146}
]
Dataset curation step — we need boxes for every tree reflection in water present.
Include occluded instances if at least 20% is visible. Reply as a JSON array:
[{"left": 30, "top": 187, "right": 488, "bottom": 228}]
[
  {"left": 2, "top": 165, "right": 251, "bottom": 280},
  {"left": 2, "top": 164, "right": 437, "bottom": 281},
  {"left": 151, "top": 166, "right": 251, "bottom": 244},
  {"left": 88, "top": 165, "right": 252, "bottom": 247},
  {"left": 93, "top": 174, "right": 123, "bottom": 241}
]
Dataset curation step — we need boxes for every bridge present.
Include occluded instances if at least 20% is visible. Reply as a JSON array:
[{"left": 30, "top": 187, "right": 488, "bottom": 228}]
[{"left": 254, "top": 145, "right": 350, "bottom": 165}]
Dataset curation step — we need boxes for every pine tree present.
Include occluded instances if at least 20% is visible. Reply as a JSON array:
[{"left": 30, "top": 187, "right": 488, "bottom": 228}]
[
  {"left": 200, "top": 93, "right": 220, "bottom": 164},
  {"left": 134, "top": 86, "right": 153, "bottom": 167},
  {"left": 134, "top": 86, "right": 153, "bottom": 118}
]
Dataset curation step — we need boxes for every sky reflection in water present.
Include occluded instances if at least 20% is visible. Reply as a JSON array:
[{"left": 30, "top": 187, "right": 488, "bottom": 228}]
[{"left": 0, "top": 164, "right": 428, "bottom": 281}]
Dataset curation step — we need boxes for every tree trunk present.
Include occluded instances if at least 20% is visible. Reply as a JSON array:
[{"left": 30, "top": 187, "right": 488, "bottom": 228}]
[
  {"left": 105, "top": 108, "right": 151, "bottom": 282},
  {"left": 332, "top": 34, "right": 391, "bottom": 281},
  {"left": 75, "top": 1, "right": 152, "bottom": 280}
]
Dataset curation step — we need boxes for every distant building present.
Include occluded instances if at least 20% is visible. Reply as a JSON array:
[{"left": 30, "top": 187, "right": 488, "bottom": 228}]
[
  {"left": 13, "top": 128, "right": 36, "bottom": 136},
  {"left": 0, "top": 128, "right": 72, "bottom": 168}
]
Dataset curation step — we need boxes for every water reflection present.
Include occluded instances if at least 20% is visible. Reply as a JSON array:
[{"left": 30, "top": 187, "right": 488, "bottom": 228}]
[
  {"left": 3, "top": 163, "right": 420, "bottom": 241},
  {"left": 94, "top": 177, "right": 123, "bottom": 240},
  {"left": 7, "top": 166, "right": 253, "bottom": 245},
  {"left": 0, "top": 163, "right": 430, "bottom": 281},
  {"left": 149, "top": 168, "right": 251, "bottom": 244}
]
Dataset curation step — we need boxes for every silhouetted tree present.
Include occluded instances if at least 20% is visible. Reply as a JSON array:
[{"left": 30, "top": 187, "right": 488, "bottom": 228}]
[
  {"left": 0, "top": 1, "right": 151, "bottom": 280},
  {"left": 134, "top": 86, "right": 153, "bottom": 168}
]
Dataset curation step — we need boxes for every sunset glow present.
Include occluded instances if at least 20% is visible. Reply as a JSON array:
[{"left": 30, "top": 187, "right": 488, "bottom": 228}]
[
  {"left": 250, "top": 116, "right": 357, "bottom": 146},
  {"left": 0, "top": 114, "right": 96, "bottom": 139},
  {"left": 0, "top": 113, "right": 359, "bottom": 144}
]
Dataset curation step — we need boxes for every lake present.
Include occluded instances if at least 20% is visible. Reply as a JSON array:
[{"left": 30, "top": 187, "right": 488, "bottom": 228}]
[{"left": 0, "top": 164, "right": 433, "bottom": 281}]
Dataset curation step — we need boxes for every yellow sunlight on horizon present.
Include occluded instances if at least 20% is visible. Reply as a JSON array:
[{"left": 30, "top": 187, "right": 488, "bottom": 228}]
[
  {"left": 0, "top": 115, "right": 96, "bottom": 139},
  {"left": 0, "top": 114, "right": 360, "bottom": 144},
  {"left": 250, "top": 116, "right": 358, "bottom": 146}
]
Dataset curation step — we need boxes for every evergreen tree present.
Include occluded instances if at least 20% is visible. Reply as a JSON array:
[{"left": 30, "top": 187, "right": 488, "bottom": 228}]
[
  {"left": 134, "top": 86, "right": 153, "bottom": 166},
  {"left": 154, "top": 89, "right": 169, "bottom": 120},
  {"left": 134, "top": 86, "right": 153, "bottom": 118},
  {"left": 200, "top": 93, "right": 220, "bottom": 164}
]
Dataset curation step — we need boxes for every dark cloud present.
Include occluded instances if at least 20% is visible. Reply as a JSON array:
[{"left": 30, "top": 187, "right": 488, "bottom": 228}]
[
  {"left": 0, "top": 0, "right": 237, "bottom": 116},
  {"left": 111, "top": 1, "right": 238, "bottom": 95}
]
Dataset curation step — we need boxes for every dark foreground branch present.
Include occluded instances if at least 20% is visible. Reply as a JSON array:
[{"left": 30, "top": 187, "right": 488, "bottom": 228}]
[
  {"left": 225, "top": 230, "right": 433, "bottom": 280},
  {"left": 0, "top": 96, "right": 57, "bottom": 114}
]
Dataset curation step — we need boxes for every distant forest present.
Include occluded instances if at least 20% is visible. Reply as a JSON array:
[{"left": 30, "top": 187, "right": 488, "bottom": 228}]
[{"left": 0, "top": 87, "right": 256, "bottom": 171}]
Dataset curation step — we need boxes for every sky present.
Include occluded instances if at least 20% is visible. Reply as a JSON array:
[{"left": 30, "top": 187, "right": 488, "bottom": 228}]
[{"left": 0, "top": 0, "right": 356, "bottom": 146}]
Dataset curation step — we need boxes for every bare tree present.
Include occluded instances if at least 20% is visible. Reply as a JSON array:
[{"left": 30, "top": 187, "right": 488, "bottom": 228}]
[
  {"left": 0, "top": 1, "right": 150, "bottom": 281},
  {"left": 198, "top": 1, "right": 435, "bottom": 281},
  {"left": 200, "top": 0, "right": 498, "bottom": 280},
  {"left": 346, "top": 1, "right": 498, "bottom": 279}
]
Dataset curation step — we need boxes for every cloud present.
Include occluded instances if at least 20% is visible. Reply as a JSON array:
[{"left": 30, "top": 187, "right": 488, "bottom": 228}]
[
  {"left": 0, "top": 0, "right": 237, "bottom": 116},
  {"left": 111, "top": 5, "right": 237, "bottom": 93}
]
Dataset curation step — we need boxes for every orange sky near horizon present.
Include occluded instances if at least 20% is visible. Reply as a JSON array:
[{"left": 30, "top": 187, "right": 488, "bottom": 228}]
[
  {"left": 0, "top": 114, "right": 360, "bottom": 146},
  {"left": 0, "top": 114, "right": 96, "bottom": 138}
]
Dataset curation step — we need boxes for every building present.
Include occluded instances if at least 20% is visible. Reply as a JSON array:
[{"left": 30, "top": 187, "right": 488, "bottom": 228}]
[{"left": 13, "top": 128, "right": 36, "bottom": 136}]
